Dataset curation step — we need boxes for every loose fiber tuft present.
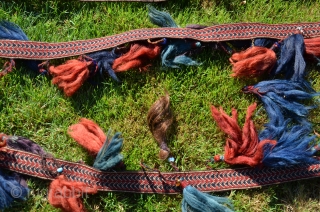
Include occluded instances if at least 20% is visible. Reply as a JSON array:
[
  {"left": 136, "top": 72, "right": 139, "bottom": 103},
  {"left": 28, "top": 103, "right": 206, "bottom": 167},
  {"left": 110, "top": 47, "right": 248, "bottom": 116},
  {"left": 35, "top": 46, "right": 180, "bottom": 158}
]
[{"left": 147, "top": 93, "right": 173, "bottom": 160}]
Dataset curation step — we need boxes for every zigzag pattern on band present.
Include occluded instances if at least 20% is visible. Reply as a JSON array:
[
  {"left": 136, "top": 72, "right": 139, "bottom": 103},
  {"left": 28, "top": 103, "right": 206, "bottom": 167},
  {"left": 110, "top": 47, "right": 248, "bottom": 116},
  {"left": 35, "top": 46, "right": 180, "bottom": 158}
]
[
  {"left": 1, "top": 22, "right": 320, "bottom": 59},
  {"left": 1, "top": 147, "right": 320, "bottom": 194}
]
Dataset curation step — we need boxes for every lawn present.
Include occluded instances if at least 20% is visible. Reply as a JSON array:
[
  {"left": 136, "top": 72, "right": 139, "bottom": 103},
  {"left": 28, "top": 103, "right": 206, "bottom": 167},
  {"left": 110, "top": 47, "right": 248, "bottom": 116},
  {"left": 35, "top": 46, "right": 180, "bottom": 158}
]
[{"left": 1, "top": 0, "right": 320, "bottom": 211}]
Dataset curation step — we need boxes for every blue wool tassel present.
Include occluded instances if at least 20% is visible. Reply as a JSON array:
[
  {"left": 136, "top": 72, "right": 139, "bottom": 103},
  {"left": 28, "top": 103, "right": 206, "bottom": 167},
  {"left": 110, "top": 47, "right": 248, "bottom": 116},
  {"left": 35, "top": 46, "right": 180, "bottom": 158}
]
[
  {"left": 262, "top": 124, "right": 318, "bottom": 167},
  {"left": 254, "top": 38, "right": 277, "bottom": 48},
  {"left": 0, "top": 21, "right": 40, "bottom": 73},
  {"left": 147, "top": 5, "right": 178, "bottom": 28},
  {"left": 161, "top": 40, "right": 201, "bottom": 68},
  {"left": 272, "top": 34, "right": 306, "bottom": 81},
  {"left": 86, "top": 49, "right": 120, "bottom": 82},
  {"left": 93, "top": 132, "right": 123, "bottom": 171},
  {"left": 258, "top": 97, "right": 288, "bottom": 141},
  {"left": 0, "top": 170, "right": 29, "bottom": 210},
  {"left": 243, "top": 79, "right": 318, "bottom": 119},
  {"left": 181, "top": 185, "right": 234, "bottom": 212}
]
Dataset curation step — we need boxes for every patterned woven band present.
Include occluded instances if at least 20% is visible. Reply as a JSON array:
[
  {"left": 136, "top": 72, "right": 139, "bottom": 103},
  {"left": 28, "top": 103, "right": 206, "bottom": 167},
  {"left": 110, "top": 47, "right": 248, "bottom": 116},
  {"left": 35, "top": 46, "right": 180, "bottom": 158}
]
[
  {"left": 1, "top": 147, "right": 319, "bottom": 194},
  {"left": 1, "top": 22, "right": 320, "bottom": 60}
]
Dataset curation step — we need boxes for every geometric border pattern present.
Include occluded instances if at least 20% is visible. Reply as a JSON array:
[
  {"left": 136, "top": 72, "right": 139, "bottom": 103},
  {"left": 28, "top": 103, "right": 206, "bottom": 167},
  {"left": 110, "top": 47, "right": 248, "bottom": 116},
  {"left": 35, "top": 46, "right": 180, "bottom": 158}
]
[
  {"left": 1, "top": 147, "right": 320, "bottom": 194},
  {"left": 1, "top": 22, "right": 320, "bottom": 59}
]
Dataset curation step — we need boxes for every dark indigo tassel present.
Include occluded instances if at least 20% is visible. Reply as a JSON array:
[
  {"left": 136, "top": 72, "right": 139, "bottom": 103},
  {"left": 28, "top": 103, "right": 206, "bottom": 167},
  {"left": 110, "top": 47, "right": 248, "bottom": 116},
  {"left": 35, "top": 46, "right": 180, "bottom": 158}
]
[
  {"left": 254, "top": 38, "right": 277, "bottom": 48},
  {"left": 272, "top": 34, "right": 306, "bottom": 81},
  {"left": 86, "top": 49, "right": 120, "bottom": 82},
  {"left": 179, "top": 180, "right": 234, "bottom": 212},
  {"left": 0, "top": 170, "right": 29, "bottom": 210},
  {"left": 93, "top": 132, "right": 123, "bottom": 171},
  {"left": 242, "top": 79, "right": 318, "bottom": 119},
  {"left": 262, "top": 124, "right": 318, "bottom": 167}
]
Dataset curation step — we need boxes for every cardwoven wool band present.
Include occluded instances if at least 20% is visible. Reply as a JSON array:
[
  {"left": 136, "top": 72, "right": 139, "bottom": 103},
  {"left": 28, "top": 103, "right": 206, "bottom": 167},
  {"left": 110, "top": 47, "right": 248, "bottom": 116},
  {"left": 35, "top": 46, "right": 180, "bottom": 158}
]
[
  {"left": 1, "top": 147, "right": 319, "bottom": 194},
  {"left": 1, "top": 22, "right": 320, "bottom": 59}
]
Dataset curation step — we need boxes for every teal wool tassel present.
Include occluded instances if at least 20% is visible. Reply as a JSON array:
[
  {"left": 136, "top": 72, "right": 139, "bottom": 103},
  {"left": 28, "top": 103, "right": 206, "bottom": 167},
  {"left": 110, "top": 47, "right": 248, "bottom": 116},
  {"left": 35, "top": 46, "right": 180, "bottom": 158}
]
[
  {"left": 148, "top": 6, "right": 201, "bottom": 68},
  {"left": 93, "top": 132, "right": 123, "bottom": 171},
  {"left": 147, "top": 5, "right": 178, "bottom": 28},
  {"left": 161, "top": 40, "right": 201, "bottom": 68},
  {"left": 180, "top": 181, "right": 234, "bottom": 212}
]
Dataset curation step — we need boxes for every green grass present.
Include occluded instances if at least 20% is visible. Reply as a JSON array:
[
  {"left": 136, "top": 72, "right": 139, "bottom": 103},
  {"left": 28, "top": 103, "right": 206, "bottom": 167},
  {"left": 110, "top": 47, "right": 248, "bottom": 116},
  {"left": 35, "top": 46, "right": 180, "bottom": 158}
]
[{"left": 1, "top": 0, "right": 320, "bottom": 211}]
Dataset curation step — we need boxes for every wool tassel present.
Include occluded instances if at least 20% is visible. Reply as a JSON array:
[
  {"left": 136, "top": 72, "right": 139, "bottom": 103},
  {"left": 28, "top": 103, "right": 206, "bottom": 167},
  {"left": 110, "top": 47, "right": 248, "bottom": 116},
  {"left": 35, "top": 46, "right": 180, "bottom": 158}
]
[
  {"left": 48, "top": 175, "right": 97, "bottom": 212},
  {"left": 0, "top": 170, "right": 29, "bottom": 210},
  {"left": 147, "top": 93, "right": 173, "bottom": 160},
  {"left": 178, "top": 180, "right": 234, "bottom": 212},
  {"left": 112, "top": 43, "right": 161, "bottom": 72},
  {"left": 161, "top": 40, "right": 201, "bottom": 68},
  {"left": 68, "top": 118, "right": 106, "bottom": 155},
  {"left": 272, "top": 34, "right": 306, "bottom": 81},
  {"left": 304, "top": 37, "right": 320, "bottom": 59},
  {"left": 49, "top": 57, "right": 96, "bottom": 96},
  {"left": 93, "top": 132, "right": 123, "bottom": 171},
  {"left": 210, "top": 103, "right": 276, "bottom": 167},
  {"left": 262, "top": 124, "right": 319, "bottom": 167},
  {"left": 0, "top": 21, "right": 41, "bottom": 75},
  {"left": 229, "top": 46, "right": 277, "bottom": 77},
  {"left": 148, "top": 6, "right": 201, "bottom": 68},
  {"left": 4, "top": 135, "right": 47, "bottom": 156},
  {"left": 147, "top": 5, "right": 178, "bottom": 28},
  {"left": 86, "top": 49, "right": 120, "bottom": 82},
  {"left": 242, "top": 79, "right": 318, "bottom": 120}
]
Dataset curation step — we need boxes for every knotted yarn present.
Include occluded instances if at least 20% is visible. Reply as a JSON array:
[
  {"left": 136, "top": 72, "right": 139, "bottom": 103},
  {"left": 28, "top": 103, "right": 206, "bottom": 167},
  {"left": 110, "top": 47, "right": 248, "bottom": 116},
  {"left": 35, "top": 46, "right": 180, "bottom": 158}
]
[{"left": 48, "top": 175, "right": 97, "bottom": 212}]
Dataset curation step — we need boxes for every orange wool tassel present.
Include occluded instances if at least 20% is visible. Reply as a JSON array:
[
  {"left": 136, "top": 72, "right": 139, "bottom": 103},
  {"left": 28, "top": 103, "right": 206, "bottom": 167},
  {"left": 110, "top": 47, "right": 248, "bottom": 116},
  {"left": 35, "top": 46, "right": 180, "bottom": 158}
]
[
  {"left": 229, "top": 46, "right": 277, "bottom": 78},
  {"left": 210, "top": 103, "right": 276, "bottom": 167},
  {"left": 112, "top": 43, "right": 161, "bottom": 72},
  {"left": 49, "top": 59, "right": 94, "bottom": 96},
  {"left": 48, "top": 175, "right": 97, "bottom": 212},
  {"left": 68, "top": 118, "right": 106, "bottom": 155},
  {"left": 304, "top": 37, "right": 320, "bottom": 58}
]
